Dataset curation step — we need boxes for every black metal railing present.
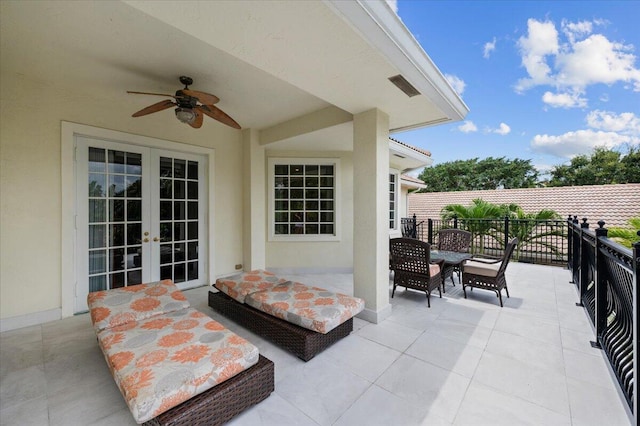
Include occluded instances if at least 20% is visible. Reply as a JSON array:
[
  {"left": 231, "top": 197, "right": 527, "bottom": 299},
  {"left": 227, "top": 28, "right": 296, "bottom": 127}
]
[
  {"left": 401, "top": 215, "right": 424, "bottom": 240},
  {"left": 402, "top": 216, "right": 568, "bottom": 265},
  {"left": 568, "top": 218, "right": 639, "bottom": 420}
]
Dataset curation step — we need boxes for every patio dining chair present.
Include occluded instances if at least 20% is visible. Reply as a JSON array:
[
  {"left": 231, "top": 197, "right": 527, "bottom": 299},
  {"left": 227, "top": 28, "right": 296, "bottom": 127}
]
[
  {"left": 437, "top": 229, "right": 472, "bottom": 253},
  {"left": 389, "top": 238, "right": 444, "bottom": 308},
  {"left": 437, "top": 229, "right": 472, "bottom": 284},
  {"left": 461, "top": 237, "right": 518, "bottom": 307}
]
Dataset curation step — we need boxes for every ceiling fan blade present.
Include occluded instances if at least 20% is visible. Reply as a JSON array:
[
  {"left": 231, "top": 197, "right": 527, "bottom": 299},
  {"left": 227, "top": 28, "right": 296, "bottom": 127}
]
[
  {"left": 189, "top": 108, "right": 204, "bottom": 129},
  {"left": 182, "top": 89, "right": 219, "bottom": 105},
  {"left": 199, "top": 105, "right": 241, "bottom": 129},
  {"left": 132, "top": 99, "right": 176, "bottom": 117},
  {"left": 127, "top": 91, "right": 175, "bottom": 97}
]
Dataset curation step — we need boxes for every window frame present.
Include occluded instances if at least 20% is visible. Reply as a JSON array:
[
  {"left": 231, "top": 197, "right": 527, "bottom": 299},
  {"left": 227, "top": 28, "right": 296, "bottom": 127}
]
[
  {"left": 389, "top": 169, "right": 399, "bottom": 231},
  {"left": 268, "top": 157, "right": 341, "bottom": 242}
]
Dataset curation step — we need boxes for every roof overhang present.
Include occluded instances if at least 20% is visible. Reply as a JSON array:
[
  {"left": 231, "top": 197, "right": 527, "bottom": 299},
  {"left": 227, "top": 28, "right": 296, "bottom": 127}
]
[
  {"left": 2, "top": 0, "right": 468, "bottom": 138},
  {"left": 401, "top": 175, "right": 427, "bottom": 190},
  {"left": 389, "top": 139, "right": 433, "bottom": 171}
]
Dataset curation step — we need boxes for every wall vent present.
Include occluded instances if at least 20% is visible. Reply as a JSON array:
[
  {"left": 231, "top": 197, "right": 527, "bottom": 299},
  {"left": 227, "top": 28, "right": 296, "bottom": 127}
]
[{"left": 388, "top": 74, "right": 420, "bottom": 97}]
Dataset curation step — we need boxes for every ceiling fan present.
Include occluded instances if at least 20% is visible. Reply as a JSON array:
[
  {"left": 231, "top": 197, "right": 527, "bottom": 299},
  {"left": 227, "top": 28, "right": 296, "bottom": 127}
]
[{"left": 127, "top": 76, "right": 241, "bottom": 129}]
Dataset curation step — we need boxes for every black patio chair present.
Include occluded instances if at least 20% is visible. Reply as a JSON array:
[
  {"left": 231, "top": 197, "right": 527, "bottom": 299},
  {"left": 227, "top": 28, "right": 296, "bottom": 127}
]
[
  {"left": 437, "top": 229, "right": 472, "bottom": 284},
  {"left": 461, "top": 238, "right": 518, "bottom": 307},
  {"left": 389, "top": 238, "right": 444, "bottom": 308}
]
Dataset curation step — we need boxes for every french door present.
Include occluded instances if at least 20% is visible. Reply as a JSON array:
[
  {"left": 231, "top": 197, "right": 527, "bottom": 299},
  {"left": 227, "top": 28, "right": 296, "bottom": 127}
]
[{"left": 75, "top": 137, "right": 207, "bottom": 312}]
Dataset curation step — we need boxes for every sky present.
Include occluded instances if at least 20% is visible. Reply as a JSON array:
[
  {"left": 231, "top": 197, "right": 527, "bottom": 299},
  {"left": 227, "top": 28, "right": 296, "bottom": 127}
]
[{"left": 387, "top": 0, "right": 640, "bottom": 177}]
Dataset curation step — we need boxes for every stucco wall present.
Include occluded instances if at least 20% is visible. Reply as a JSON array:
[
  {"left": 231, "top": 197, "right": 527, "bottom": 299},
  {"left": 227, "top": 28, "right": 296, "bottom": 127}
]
[
  {"left": 0, "top": 72, "right": 243, "bottom": 320},
  {"left": 264, "top": 150, "right": 354, "bottom": 271}
]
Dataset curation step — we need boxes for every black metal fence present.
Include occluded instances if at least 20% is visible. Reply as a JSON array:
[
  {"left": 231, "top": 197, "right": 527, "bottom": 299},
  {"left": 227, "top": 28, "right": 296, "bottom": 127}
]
[
  {"left": 568, "top": 218, "right": 639, "bottom": 420},
  {"left": 401, "top": 216, "right": 424, "bottom": 240},
  {"left": 402, "top": 214, "right": 568, "bottom": 265}
]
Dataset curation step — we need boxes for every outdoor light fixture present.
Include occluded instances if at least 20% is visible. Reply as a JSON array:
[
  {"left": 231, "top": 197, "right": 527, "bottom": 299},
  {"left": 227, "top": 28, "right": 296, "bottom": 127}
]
[{"left": 175, "top": 107, "right": 196, "bottom": 124}]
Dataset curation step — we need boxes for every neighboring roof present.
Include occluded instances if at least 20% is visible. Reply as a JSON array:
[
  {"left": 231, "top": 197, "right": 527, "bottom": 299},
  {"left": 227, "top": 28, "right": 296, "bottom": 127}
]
[{"left": 408, "top": 184, "right": 640, "bottom": 228}]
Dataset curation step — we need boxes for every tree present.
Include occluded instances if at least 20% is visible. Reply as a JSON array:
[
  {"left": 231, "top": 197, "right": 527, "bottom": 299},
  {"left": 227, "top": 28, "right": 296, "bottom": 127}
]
[
  {"left": 418, "top": 157, "right": 539, "bottom": 192},
  {"left": 547, "top": 146, "right": 640, "bottom": 187}
]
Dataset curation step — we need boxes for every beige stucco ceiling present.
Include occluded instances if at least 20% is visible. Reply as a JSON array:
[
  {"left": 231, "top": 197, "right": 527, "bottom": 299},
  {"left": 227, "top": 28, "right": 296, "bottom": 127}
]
[{"left": 1, "top": 0, "right": 466, "bottom": 135}]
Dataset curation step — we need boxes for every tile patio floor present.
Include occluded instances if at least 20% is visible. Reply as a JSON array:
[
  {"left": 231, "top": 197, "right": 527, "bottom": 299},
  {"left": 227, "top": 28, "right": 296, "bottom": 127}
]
[{"left": 0, "top": 263, "right": 633, "bottom": 425}]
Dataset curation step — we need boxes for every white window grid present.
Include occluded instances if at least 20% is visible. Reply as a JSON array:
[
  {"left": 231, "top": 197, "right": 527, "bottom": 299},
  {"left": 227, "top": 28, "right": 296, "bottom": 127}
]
[{"left": 268, "top": 158, "right": 340, "bottom": 242}]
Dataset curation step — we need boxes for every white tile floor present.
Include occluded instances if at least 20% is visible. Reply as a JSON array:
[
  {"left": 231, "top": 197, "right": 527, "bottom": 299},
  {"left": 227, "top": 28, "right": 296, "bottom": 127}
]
[{"left": 0, "top": 263, "right": 633, "bottom": 425}]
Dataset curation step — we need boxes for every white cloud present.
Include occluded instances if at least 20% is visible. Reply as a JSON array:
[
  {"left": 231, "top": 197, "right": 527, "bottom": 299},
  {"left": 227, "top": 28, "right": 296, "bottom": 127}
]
[
  {"left": 561, "top": 19, "right": 593, "bottom": 44},
  {"left": 586, "top": 110, "right": 640, "bottom": 135},
  {"left": 458, "top": 121, "right": 478, "bottom": 133},
  {"left": 542, "top": 90, "right": 588, "bottom": 108},
  {"left": 531, "top": 130, "right": 635, "bottom": 158},
  {"left": 515, "top": 19, "right": 559, "bottom": 92},
  {"left": 530, "top": 110, "right": 640, "bottom": 158},
  {"left": 494, "top": 123, "right": 511, "bottom": 135},
  {"left": 483, "top": 123, "right": 511, "bottom": 135},
  {"left": 385, "top": 0, "right": 398, "bottom": 14},
  {"left": 445, "top": 73, "right": 466, "bottom": 95},
  {"left": 556, "top": 34, "right": 640, "bottom": 88},
  {"left": 515, "top": 18, "right": 640, "bottom": 107},
  {"left": 534, "top": 163, "right": 554, "bottom": 173},
  {"left": 483, "top": 37, "right": 497, "bottom": 59}
]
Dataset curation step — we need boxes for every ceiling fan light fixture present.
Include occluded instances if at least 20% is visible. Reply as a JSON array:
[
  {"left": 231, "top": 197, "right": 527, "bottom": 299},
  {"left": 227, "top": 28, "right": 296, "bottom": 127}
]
[{"left": 175, "top": 107, "right": 196, "bottom": 124}]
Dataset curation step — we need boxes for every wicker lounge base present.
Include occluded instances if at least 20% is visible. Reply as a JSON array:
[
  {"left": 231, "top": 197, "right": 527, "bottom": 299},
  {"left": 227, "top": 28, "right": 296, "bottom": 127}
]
[
  {"left": 143, "top": 355, "right": 274, "bottom": 426},
  {"left": 208, "top": 290, "right": 353, "bottom": 361}
]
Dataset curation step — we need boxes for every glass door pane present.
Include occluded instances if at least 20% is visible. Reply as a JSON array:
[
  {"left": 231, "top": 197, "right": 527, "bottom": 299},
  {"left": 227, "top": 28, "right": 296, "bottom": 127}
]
[
  {"left": 87, "top": 147, "right": 144, "bottom": 291},
  {"left": 157, "top": 156, "right": 200, "bottom": 284}
]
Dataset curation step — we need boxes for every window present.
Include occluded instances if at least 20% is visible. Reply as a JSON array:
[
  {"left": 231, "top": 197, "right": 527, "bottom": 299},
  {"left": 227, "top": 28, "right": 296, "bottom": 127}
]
[
  {"left": 269, "top": 158, "right": 339, "bottom": 241},
  {"left": 389, "top": 172, "right": 398, "bottom": 229}
]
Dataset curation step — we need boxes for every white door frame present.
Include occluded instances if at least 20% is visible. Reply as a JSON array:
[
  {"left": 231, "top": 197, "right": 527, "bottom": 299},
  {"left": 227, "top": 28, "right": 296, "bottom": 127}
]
[{"left": 61, "top": 122, "right": 216, "bottom": 316}]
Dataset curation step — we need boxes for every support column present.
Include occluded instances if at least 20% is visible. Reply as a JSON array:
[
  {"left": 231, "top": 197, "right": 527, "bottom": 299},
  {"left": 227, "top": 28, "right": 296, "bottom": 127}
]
[
  {"left": 242, "top": 129, "right": 266, "bottom": 270},
  {"left": 353, "top": 109, "right": 391, "bottom": 323}
]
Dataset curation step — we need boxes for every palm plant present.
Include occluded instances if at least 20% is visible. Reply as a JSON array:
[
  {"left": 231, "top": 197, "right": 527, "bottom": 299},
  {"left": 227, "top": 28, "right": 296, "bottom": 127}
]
[
  {"left": 499, "top": 206, "right": 563, "bottom": 260},
  {"left": 607, "top": 216, "right": 640, "bottom": 248},
  {"left": 441, "top": 199, "right": 503, "bottom": 253}
]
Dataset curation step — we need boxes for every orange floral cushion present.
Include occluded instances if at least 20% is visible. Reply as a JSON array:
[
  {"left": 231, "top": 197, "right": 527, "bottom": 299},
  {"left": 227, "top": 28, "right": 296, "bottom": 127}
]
[
  {"left": 87, "top": 280, "right": 190, "bottom": 332},
  {"left": 214, "top": 270, "right": 286, "bottom": 303},
  {"left": 245, "top": 282, "right": 364, "bottom": 334},
  {"left": 97, "top": 308, "right": 259, "bottom": 423}
]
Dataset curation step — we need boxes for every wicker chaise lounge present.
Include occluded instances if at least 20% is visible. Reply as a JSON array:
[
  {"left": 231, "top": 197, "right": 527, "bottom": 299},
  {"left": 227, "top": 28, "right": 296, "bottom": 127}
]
[
  {"left": 144, "top": 355, "right": 273, "bottom": 426},
  {"left": 209, "top": 270, "right": 364, "bottom": 361},
  {"left": 208, "top": 291, "right": 353, "bottom": 361},
  {"left": 87, "top": 280, "right": 275, "bottom": 425}
]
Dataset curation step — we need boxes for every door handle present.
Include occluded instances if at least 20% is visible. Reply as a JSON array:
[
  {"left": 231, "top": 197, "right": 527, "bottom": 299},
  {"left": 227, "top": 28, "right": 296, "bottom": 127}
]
[
  {"left": 153, "top": 237, "right": 160, "bottom": 242},
  {"left": 143, "top": 237, "right": 149, "bottom": 243}
]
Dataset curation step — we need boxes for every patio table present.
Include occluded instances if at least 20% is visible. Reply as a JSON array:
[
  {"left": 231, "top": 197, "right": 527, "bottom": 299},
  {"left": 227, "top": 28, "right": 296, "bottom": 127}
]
[{"left": 430, "top": 250, "right": 472, "bottom": 291}]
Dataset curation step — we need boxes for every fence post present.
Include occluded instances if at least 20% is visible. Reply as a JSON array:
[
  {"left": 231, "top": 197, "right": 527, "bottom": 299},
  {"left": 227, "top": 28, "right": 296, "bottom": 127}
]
[
  {"left": 591, "top": 220, "right": 608, "bottom": 349},
  {"left": 567, "top": 215, "right": 574, "bottom": 270},
  {"left": 453, "top": 214, "right": 458, "bottom": 229},
  {"left": 632, "top": 231, "right": 639, "bottom": 422},
  {"left": 411, "top": 214, "right": 417, "bottom": 239},
  {"left": 504, "top": 216, "right": 510, "bottom": 247},
  {"left": 577, "top": 218, "right": 589, "bottom": 306},
  {"left": 427, "top": 219, "right": 433, "bottom": 245}
]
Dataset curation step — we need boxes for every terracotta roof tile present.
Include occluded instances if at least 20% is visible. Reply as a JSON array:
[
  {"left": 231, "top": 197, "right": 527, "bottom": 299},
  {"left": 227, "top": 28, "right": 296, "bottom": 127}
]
[
  {"left": 389, "top": 137, "right": 432, "bottom": 157},
  {"left": 408, "top": 183, "right": 640, "bottom": 229}
]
